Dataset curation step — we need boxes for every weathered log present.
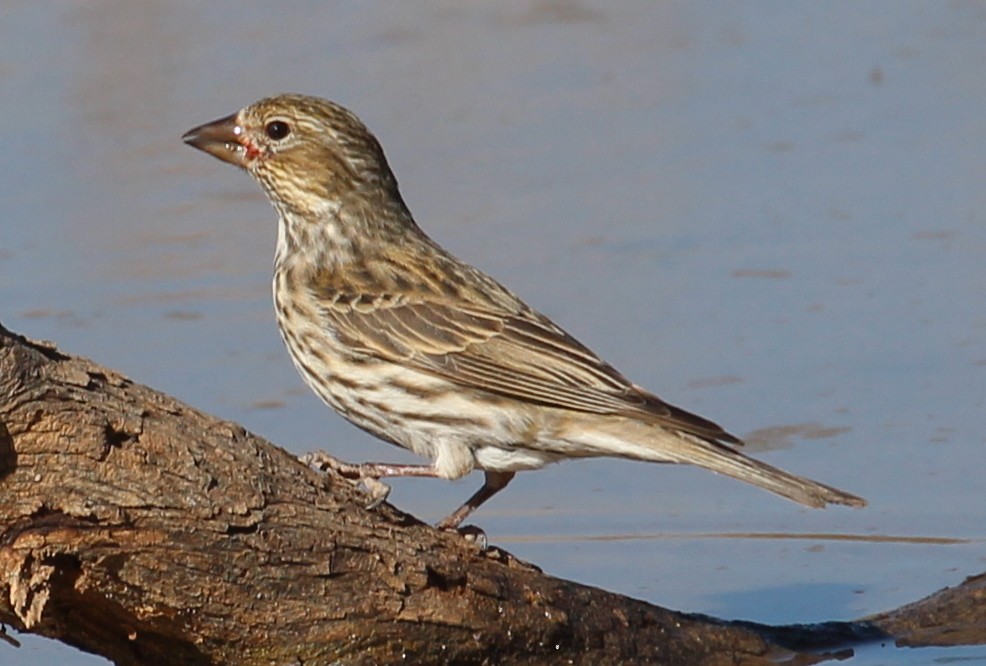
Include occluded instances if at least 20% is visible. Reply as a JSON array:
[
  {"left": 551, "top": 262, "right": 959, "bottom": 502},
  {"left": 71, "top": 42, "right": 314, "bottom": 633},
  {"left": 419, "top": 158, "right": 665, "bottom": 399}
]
[
  {"left": 865, "top": 571, "right": 986, "bottom": 648},
  {"left": 0, "top": 322, "right": 981, "bottom": 664}
]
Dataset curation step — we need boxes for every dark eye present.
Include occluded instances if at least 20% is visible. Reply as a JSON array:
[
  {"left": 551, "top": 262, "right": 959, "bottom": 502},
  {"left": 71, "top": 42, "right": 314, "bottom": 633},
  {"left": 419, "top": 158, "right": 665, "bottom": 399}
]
[{"left": 265, "top": 120, "right": 290, "bottom": 140}]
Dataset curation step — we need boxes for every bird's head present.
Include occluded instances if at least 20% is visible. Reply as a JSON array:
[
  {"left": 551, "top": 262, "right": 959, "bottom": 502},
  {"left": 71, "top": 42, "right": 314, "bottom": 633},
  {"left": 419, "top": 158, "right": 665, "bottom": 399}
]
[{"left": 183, "top": 94, "right": 404, "bottom": 220}]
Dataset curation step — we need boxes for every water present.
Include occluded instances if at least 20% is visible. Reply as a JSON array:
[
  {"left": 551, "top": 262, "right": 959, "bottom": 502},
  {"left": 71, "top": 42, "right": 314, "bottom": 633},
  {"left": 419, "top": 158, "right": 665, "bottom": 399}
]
[{"left": 2, "top": 2, "right": 985, "bottom": 664}]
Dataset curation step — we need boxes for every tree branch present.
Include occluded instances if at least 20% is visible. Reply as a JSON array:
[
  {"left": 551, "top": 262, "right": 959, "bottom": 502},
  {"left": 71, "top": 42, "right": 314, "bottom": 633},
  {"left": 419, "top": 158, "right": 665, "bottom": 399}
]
[{"left": 0, "top": 322, "right": 981, "bottom": 664}]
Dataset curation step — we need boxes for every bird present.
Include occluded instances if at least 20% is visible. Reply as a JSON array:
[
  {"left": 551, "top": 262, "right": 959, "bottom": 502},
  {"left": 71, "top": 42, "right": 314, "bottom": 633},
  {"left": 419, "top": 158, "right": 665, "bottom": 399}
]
[{"left": 182, "top": 93, "right": 865, "bottom": 531}]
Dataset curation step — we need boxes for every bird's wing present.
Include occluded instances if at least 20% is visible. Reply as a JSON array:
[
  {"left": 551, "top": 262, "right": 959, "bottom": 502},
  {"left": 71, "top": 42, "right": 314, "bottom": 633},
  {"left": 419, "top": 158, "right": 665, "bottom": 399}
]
[{"left": 318, "top": 294, "right": 738, "bottom": 444}]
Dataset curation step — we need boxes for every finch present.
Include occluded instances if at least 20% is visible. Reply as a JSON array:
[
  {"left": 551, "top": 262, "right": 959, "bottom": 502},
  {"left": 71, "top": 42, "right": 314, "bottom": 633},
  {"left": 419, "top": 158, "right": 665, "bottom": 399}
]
[{"left": 183, "top": 94, "right": 865, "bottom": 530}]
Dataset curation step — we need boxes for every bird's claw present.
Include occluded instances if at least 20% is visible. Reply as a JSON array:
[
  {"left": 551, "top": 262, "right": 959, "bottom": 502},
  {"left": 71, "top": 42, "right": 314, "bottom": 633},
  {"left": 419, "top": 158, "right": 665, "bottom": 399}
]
[
  {"left": 300, "top": 451, "right": 362, "bottom": 478},
  {"left": 451, "top": 524, "right": 489, "bottom": 551},
  {"left": 360, "top": 476, "right": 392, "bottom": 509},
  {"left": 301, "top": 451, "right": 391, "bottom": 509}
]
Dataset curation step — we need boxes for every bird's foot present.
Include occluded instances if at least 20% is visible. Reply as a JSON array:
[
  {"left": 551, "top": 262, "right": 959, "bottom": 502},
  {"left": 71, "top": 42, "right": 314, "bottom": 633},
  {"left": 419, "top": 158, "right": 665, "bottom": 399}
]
[
  {"left": 451, "top": 524, "right": 489, "bottom": 551},
  {"left": 360, "top": 476, "right": 392, "bottom": 509},
  {"left": 301, "top": 451, "right": 392, "bottom": 509},
  {"left": 301, "top": 451, "right": 362, "bottom": 477}
]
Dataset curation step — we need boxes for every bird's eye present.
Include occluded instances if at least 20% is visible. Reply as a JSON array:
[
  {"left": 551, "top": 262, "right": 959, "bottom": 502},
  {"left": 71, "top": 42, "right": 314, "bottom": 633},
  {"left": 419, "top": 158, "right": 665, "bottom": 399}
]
[{"left": 265, "top": 120, "right": 291, "bottom": 140}]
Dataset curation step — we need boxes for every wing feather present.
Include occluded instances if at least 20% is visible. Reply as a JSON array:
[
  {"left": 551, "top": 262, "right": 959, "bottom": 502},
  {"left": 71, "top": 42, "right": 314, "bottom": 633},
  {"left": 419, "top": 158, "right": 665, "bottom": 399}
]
[{"left": 319, "top": 295, "right": 737, "bottom": 443}]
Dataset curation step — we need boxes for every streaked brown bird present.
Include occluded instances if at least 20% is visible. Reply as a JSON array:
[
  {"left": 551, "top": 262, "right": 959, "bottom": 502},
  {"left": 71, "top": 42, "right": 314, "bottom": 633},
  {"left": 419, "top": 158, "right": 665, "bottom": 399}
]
[{"left": 183, "top": 94, "right": 865, "bottom": 530}]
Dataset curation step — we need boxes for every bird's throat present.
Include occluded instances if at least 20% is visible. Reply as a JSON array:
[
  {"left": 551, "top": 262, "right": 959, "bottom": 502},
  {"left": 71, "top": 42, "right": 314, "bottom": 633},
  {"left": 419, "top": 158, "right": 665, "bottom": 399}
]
[{"left": 274, "top": 207, "right": 359, "bottom": 272}]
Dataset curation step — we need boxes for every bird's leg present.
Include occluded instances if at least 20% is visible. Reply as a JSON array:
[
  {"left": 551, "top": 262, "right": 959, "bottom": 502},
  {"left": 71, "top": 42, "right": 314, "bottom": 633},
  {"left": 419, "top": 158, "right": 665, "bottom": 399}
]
[
  {"left": 300, "top": 451, "right": 364, "bottom": 478},
  {"left": 351, "top": 462, "right": 449, "bottom": 508},
  {"left": 301, "top": 451, "right": 441, "bottom": 509},
  {"left": 436, "top": 471, "right": 515, "bottom": 531},
  {"left": 303, "top": 452, "right": 514, "bottom": 540}
]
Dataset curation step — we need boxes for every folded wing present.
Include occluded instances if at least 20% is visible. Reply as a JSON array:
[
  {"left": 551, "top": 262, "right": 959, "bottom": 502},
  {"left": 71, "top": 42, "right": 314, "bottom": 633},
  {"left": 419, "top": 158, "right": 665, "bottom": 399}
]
[{"left": 318, "top": 293, "right": 739, "bottom": 445}]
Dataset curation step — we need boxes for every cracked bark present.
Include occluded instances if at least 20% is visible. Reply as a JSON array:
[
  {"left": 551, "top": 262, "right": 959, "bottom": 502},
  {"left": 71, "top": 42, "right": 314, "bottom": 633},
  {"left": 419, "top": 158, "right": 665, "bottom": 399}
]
[{"left": 0, "top": 322, "right": 982, "bottom": 665}]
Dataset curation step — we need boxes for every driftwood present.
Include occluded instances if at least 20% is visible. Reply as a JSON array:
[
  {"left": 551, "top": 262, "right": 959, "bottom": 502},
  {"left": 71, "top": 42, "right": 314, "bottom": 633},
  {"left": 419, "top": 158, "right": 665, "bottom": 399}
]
[{"left": 0, "top": 321, "right": 982, "bottom": 665}]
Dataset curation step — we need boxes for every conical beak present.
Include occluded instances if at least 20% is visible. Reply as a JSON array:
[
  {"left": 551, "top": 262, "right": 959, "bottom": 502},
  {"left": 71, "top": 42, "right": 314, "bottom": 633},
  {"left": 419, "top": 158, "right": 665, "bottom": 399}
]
[{"left": 182, "top": 113, "right": 248, "bottom": 168}]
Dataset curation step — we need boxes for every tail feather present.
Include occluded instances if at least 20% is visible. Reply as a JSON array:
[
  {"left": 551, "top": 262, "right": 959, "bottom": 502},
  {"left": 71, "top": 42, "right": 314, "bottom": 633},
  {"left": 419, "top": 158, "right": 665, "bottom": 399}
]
[
  {"left": 681, "top": 437, "right": 866, "bottom": 508},
  {"left": 564, "top": 417, "right": 866, "bottom": 508}
]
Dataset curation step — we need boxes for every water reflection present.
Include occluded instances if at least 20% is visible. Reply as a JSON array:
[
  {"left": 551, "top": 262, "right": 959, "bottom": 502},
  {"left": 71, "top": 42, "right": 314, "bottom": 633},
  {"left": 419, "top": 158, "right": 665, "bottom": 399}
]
[{"left": 499, "top": 530, "right": 970, "bottom": 546}]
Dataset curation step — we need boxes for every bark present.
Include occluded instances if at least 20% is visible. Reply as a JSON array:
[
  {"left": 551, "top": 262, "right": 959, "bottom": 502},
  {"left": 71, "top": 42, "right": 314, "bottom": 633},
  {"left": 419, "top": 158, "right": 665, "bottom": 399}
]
[
  {"left": 0, "top": 322, "right": 981, "bottom": 665},
  {"left": 865, "top": 572, "right": 986, "bottom": 648}
]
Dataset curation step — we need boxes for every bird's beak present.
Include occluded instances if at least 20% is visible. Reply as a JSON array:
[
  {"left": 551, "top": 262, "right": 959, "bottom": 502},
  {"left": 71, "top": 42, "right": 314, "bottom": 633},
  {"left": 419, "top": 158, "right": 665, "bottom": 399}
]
[{"left": 182, "top": 113, "right": 248, "bottom": 168}]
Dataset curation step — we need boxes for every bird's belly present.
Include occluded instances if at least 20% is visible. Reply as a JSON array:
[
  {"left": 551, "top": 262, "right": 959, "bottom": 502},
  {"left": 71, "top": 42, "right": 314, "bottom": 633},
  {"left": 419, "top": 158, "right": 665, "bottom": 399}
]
[
  {"left": 298, "top": 354, "right": 550, "bottom": 475},
  {"left": 275, "top": 303, "right": 536, "bottom": 467},
  {"left": 473, "top": 445, "right": 563, "bottom": 472}
]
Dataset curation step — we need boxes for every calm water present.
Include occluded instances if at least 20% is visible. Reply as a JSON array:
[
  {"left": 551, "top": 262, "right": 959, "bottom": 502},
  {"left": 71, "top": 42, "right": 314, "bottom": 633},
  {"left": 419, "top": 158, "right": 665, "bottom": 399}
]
[{"left": 2, "top": 3, "right": 985, "bottom": 664}]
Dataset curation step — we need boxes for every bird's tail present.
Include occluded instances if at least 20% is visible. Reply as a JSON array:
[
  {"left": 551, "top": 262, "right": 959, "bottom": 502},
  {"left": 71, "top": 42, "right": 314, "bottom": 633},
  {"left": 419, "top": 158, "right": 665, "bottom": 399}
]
[
  {"left": 676, "top": 435, "right": 866, "bottom": 508},
  {"left": 583, "top": 419, "right": 867, "bottom": 508}
]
